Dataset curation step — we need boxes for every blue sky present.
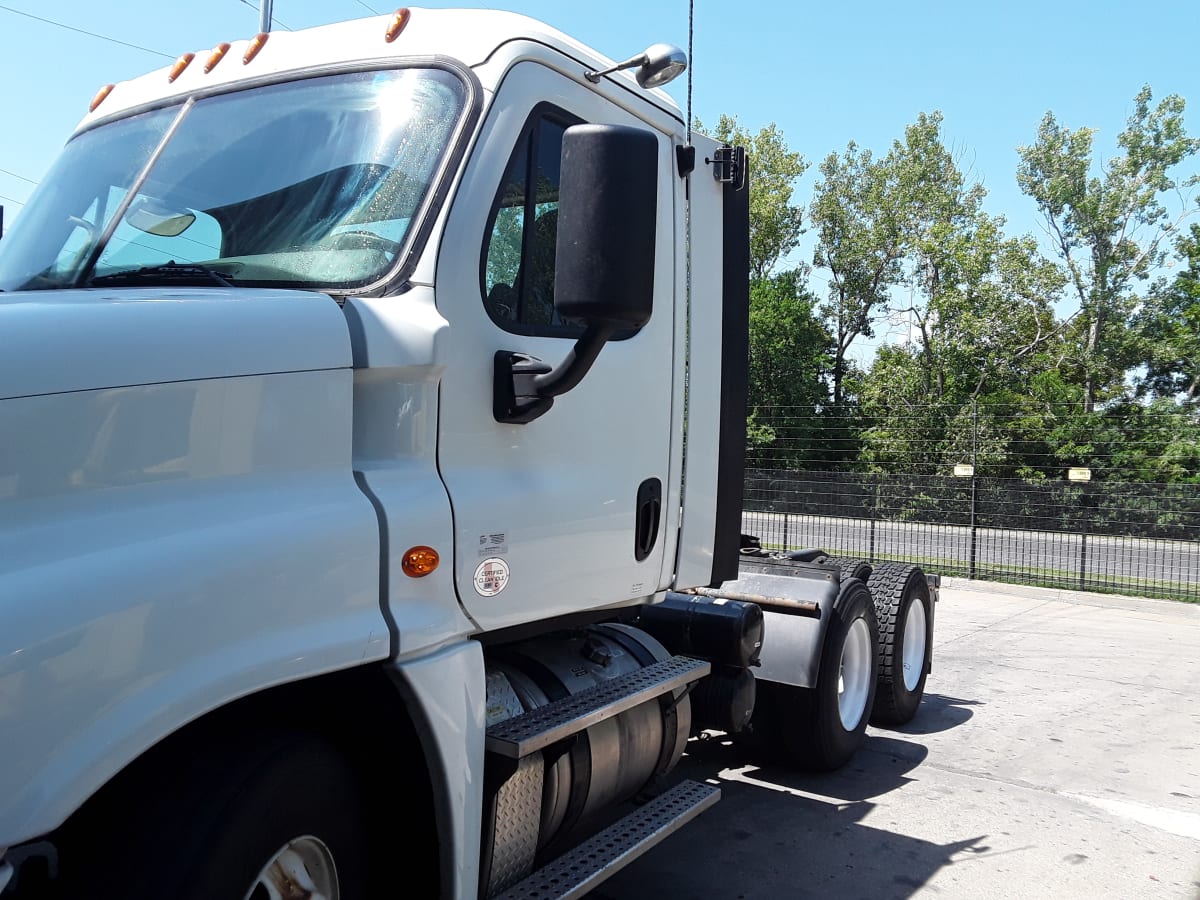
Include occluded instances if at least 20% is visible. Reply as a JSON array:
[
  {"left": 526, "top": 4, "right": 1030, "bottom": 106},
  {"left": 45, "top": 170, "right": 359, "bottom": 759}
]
[{"left": 1, "top": 0, "right": 1197, "bottom": 345}]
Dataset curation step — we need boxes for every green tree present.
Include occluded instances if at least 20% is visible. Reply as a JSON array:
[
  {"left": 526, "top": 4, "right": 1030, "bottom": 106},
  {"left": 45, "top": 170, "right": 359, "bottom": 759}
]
[
  {"left": 702, "top": 116, "right": 836, "bottom": 466},
  {"left": 1017, "top": 86, "right": 1200, "bottom": 410},
  {"left": 851, "top": 114, "right": 1071, "bottom": 476},
  {"left": 704, "top": 115, "right": 809, "bottom": 279},
  {"left": 1135, "top": 223, "right": 1200, "bottom": 404},
  {"left": 748, "top": 270, "right": 831, "bottom": 407},
  {"left": 809, "top": 141, "right": 905, "bottom": 406},
  {"left": 890, "top": 112, "right": 995, "bottom": 401},
  {"left": 744, "top": 270, "right": 834, "bottom": 465}
]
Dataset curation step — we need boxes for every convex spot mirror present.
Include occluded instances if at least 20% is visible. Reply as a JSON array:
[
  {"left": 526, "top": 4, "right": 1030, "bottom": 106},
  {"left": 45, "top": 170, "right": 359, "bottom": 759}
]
[{"left": 127, "top": 199, "right": 196, "bottom": 237}]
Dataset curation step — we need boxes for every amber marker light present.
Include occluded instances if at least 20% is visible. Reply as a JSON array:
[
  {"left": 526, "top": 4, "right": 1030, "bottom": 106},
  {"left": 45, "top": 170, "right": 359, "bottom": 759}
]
[
  {"left": 243, "top": 32, "right": 269, "bottom": 64},
  {"left": 89, "top": 83, "right": 116, "bottom": 112},
  {"left": 401, "top": 546, "right": 439, "bottom": 578},
  {"left": 384, "top": 7, "right": 411, "bottom": 42},
  {"left": 204, "top": 42, "right": 232, "bottom": 73},
  {"left": 167, "top": 52, "right": 195, "bottom": 83}
]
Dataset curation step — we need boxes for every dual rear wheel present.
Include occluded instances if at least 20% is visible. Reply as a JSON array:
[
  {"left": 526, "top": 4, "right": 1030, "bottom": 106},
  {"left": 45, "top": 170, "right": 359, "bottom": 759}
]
[
  {"left": 752, "top": 578, "right": 879, "bottom": 771},
  {"left": 749, "top": 562, "right": 934, "bottom": 771}
]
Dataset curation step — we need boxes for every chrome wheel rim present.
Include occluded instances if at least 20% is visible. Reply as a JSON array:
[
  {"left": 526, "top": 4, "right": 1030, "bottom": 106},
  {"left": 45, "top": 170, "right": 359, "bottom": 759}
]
[
  {"left": 245, "top": 835, "right": 339, "bottom": 900},
  {"left": 902, "top": 599, "right": 928, "bottom": 692},
  {"left": 838, "top": 616, "right": 872, "bottom": 731}
]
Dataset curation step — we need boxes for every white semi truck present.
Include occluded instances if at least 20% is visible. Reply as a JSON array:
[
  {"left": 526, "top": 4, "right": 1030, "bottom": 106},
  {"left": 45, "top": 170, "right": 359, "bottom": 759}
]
[{"left": 0, "top": 9, "right": 936, "bottom": 899}]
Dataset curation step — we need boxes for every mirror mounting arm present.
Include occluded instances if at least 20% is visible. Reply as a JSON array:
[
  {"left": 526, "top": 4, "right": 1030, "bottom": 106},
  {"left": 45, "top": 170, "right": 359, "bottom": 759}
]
[
  {"left": 493, "top": 324, "right": 616, "bottom": 424},
  {"left": 533, "top": 323, "right": 616, "bottom": 397}
]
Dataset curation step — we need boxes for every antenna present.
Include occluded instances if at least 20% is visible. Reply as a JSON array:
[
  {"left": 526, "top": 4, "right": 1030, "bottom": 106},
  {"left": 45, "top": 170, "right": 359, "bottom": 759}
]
[{"left": 686, "top": 0, "right": 693, "bottom": 143}]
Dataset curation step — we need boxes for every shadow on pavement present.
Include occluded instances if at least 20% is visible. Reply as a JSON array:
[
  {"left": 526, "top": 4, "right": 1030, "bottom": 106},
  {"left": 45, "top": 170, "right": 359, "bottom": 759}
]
[
  {"left": 593, "top": 768, "right": 988, "bottom": 899},
  {"left": 590, "top": 731, "right": 990, "bottom": 899},
  {"left": 890, "top": 693, "right": 981, "bottom": 736},
  {"left": 686, "top": 733, "right": 928, "bottom": 803}
]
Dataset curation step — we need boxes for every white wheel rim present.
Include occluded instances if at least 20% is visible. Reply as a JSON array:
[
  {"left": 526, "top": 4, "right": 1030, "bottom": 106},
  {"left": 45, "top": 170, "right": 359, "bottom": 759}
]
[
  {"left": 837, "top": 616, "right": 872, "bottom": 731},
  {"left": 902, "top": 598, "right": 928, "bottom": 692},
  {"left": 245, "top": 835, "right": 339, "bottom": 900}
]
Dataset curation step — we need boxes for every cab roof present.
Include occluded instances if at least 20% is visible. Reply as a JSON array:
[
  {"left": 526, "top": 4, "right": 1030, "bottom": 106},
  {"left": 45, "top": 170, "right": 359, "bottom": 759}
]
[{"left": 79, "top": 7, "right": 683, "bottom": 132}]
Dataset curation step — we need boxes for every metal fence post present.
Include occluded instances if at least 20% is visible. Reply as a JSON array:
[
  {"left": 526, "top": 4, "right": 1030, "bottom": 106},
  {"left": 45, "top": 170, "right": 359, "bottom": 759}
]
[
  {"left": 869, "top": 477, "right": 878, "bottom": 561},
  {"left": 782, "top": 511, "right": 789, "bottom": 552},
  {"left": 969, "top": 477, "right": 978, "bottom": 580},
  {"left": 1078, "top": 485, "right": 1089, "bottom": 591},
  {"left": 968, "top": 401, "right": 979, "bottom": 581}
]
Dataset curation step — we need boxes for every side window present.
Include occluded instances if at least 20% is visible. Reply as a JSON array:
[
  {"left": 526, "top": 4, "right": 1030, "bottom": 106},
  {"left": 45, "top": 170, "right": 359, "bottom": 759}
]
[{"left": 482, "top": 109, "right": 582, "bottom": 336}]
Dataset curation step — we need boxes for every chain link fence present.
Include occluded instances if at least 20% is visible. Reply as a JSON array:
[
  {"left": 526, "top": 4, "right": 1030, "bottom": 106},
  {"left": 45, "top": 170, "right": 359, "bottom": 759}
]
[{"left": 742, "top": 404, "right": 1200, "bottom": 601}]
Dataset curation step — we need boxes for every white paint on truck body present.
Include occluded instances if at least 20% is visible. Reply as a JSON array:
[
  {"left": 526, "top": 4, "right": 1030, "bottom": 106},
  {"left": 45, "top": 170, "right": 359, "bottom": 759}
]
[
  {"left": 433, "top": 56, "right": 683, "bottom": 631},
  {"left": 77, "top": 8, "right": 681, "bottom": 139},
  {"left": 0, "top": 11, "right": 730, "bottom": 890},
  {"left": 674, "top": 131, "right": 726, "bottom": 590},
  {"left": 0, "top": 289, "right": 386, "bottom": 846}
]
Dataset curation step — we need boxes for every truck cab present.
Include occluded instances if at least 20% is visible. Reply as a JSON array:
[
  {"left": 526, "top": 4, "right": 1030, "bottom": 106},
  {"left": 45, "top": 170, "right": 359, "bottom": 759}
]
[{"left": 0, "top": 9, "right": 755, "bottom": 898}]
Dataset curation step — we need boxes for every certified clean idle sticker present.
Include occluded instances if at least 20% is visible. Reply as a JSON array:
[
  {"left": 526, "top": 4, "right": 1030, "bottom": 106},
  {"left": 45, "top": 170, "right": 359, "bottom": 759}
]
[{"left": 473, "top": 557, "right": 510, "bottom": 597}]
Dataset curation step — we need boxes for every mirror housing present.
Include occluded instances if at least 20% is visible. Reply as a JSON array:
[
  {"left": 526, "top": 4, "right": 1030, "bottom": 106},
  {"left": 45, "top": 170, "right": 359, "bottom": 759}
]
[
  {"left": 584, "top": 43, "right": 688, "bottom": 90},
  {"left": 553, "top": 123, "right": 658, "bottom": 328},
  {"left": 493, "top": 123, "right": 659, "bottom": 424}
]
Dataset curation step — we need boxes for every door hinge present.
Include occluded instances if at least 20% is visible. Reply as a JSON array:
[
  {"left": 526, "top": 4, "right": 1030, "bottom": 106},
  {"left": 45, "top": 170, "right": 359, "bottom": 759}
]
[{"left": 709, "top": 145, "right": 746, "bottom": 189}]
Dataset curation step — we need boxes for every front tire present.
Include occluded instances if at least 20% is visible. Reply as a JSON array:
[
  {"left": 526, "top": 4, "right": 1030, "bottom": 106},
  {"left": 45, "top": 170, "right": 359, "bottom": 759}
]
[{"left": 58, "top": 735, "right": 370, "bottom": 900}]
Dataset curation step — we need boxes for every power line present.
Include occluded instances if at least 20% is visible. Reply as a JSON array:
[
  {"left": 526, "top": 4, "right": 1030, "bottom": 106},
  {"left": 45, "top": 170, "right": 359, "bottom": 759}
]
[
  {"left": 0, "top": 4, "right": 173, "bottom": 59},
  {"left": 351, "top": 0, "right": 381, "bottom": 14},
  {"left": 0, "top": 167, "right": 36, "bottom": 185},
  {"left": 0, "top": 193, "right": 25, "bottom": 207}
]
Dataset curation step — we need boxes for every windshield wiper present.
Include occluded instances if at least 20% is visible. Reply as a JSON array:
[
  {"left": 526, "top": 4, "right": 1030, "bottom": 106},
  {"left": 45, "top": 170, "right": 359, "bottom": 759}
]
[{"left": 88, "top": 261, "right": 234, "bottom": 288}]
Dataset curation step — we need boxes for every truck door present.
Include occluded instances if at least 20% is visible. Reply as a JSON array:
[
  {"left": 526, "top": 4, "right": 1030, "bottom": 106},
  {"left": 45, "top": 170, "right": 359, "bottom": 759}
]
[{"left": 435, "top": 61, "right": 679, "bottom": 630}]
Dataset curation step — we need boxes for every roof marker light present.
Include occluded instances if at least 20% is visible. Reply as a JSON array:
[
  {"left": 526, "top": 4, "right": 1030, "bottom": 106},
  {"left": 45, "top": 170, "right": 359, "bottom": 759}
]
[
  {"left": 89, "top": 83, "right": 115, "bottom": 112},
  {"left": 243, "top": 32, "right": 269, "bottom": 65},
  {"left": 168, "top": 52, "right": 195, "bottom": 83},
  {"left": 204, "top": 42, "right": 232, "bottom": 73},
  {"left": 384, "top": 8, "right": 411, "bottom": 43}
]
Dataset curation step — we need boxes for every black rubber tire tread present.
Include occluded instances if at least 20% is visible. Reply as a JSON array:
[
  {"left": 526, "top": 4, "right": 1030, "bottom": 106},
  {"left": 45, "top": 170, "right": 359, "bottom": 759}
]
[
  {"left": 868, "top": 562, "right": 933, "bottom": 727},
  {"left": 830, "top": 556, "right": 873, "bottom": 584},
  {"left": 747, "top": 578, "right": 879, "bottom": 772},
  {"left": 56, "top": 734, "right": 370, "bottom": 900}
]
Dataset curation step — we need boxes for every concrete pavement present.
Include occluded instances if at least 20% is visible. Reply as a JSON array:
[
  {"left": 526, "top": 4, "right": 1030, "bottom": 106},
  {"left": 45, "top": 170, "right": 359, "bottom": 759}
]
[{"left": 591, "top": 582, "right": 1200, "bottom": 899}]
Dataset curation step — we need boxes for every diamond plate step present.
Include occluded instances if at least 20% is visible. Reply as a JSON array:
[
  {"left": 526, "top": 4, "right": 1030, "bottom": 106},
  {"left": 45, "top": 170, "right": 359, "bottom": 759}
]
[
  {"left": 494, "top": 780, "right": 721, "bottom": 900},
  {"left": 485, "top": 656, "right": 710, "bottom": 759}
]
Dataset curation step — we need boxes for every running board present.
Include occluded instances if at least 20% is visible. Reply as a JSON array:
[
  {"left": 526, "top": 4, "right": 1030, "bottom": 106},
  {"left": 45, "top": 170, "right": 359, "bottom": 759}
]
[
  {"left": 494, "top": 780, "right": 721, "bottom": 900},
  {"left": 485, "top": 656, "right": 710, "bottom": 759}
]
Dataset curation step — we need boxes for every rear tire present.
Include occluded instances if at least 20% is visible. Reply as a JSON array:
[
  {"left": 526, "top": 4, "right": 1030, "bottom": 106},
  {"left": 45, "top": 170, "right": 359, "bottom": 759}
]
[
  {"left": 58, "top": 735, "right": 370, "bottom": 900},
  {"left": 754, "top": 579, "right": 879, "bottom": 771},
  {"left": 869, "top": 563, "right": 934, "bottom": 726},
  {"left": 833, "top": 556, "right": 873, "bottom": 584}
]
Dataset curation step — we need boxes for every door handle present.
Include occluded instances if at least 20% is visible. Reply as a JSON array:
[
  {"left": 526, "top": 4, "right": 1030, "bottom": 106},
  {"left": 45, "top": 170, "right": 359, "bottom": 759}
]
[{"left": 635, "top": 477, "right": 662, "bottom": 562}]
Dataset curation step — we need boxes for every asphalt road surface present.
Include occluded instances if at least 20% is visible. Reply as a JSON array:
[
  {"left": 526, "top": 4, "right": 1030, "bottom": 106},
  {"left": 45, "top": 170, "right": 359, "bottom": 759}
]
[
  {"left": 742, "top": 511, "right": 1200, "bottom": 595},
  {"left": 589, "top": 582, "right": 1200, "bottom": 899}
]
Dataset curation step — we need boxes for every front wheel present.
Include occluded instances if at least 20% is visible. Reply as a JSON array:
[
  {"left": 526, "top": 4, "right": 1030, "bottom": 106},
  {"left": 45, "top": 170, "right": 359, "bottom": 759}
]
[
  {"left": 58, "top": 736, "right": 370, "bottom": 900},
  {"left": 758, "top": 579, "right": 880, "bottom": 771}
]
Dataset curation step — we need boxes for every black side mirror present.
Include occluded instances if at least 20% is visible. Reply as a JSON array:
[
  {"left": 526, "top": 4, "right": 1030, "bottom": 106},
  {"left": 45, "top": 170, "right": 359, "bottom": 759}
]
[{"left": 494, "top": 124, "right": 659, "bottom": 424}]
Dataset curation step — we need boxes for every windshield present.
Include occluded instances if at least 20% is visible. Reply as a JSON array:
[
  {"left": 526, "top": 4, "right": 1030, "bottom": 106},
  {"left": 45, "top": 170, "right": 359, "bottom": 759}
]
[{"left": 0, "top": 68, "right": 467, "bottom": 293}]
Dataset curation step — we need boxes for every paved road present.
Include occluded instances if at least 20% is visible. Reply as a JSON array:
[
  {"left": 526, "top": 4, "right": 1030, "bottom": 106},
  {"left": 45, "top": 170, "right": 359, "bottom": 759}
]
[
  {"left": 742, "top": 511, "right": 1200, "bottom": 595},
  {"left": 590, "top": 583, "right": 1200, "bottom": 899}
]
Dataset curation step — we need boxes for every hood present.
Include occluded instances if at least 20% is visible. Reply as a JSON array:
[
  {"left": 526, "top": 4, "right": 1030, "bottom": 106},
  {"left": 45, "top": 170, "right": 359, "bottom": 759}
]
[{"left": 0, "top": 287, "right": 352, "bottom": 400}]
